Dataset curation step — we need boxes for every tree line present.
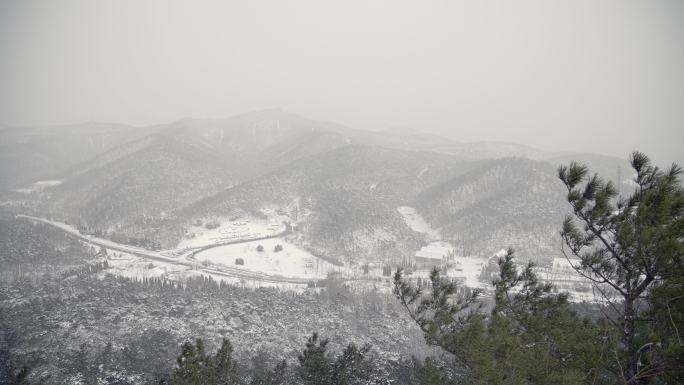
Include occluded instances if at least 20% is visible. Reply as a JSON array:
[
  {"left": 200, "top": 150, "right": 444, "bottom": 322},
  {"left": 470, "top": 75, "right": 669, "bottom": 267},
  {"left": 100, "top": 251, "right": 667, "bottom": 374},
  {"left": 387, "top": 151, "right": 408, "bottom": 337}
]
[
  {"left": 6, "top": 152, "right": 682, "bottom": 384},
  {"left": 393, "top": 152, "right": 683, "bottom": 384}
]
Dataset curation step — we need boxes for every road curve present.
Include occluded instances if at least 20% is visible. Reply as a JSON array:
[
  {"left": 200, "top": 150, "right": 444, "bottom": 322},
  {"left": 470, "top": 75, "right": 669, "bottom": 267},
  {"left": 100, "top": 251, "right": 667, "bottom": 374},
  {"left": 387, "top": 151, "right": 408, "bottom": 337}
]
[{"left": 17, "top": 215, "right": 319, "bottom": 285}]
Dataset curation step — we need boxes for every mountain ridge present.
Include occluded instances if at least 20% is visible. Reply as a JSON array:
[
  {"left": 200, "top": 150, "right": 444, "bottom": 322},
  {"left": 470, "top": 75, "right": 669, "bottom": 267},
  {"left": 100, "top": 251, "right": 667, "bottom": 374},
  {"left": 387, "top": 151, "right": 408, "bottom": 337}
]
[{"left": 1, "top": 110, "right": 632, "bottom": 266}]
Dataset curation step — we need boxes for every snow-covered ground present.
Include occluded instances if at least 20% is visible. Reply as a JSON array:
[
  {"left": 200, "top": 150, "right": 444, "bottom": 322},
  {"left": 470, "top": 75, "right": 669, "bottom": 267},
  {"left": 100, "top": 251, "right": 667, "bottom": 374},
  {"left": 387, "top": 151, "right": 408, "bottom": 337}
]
[
  {"left": 535, "top": 258, "right": 598, "bottom": 302},
  {"left": 396, "top": 206, "right": 598, "bottom": 301},
  {"left": 193, "top": 238, "right": 338, "bottom": 279},
  {"left": 177, "top": 213, "right": 287, "bottom": 249},
  {"left": 18, "top": 215, "right": 322, "bottom": 287},
  {"left": 397, "top": 207, "right": 489, "bottom": 289},
  {"left": 18, "top": 215, "right": 168, "bottom": 258},
  {"left": 449, "top": 256, "right": 487, "bottom": 288},
  {"left": 103, "top": 250, "right": 312, "bottom": 291},
  {"left": 410, "top": 255, "right": 487, "bottom": 289},
  {"left": 414, "top": 241, "right": 453, "bottom": 259},
  {"left": 106, "top": 251, "right": 187, "bottom": 281},
  {"left": 397, "top": 206, "right": 441, "bottom": 240},
  {"left": 20, "top": 214, "right": 602, "bottom": 301},
  {"left": 15, "top": 180, "right": 63, "bottom": 194}
]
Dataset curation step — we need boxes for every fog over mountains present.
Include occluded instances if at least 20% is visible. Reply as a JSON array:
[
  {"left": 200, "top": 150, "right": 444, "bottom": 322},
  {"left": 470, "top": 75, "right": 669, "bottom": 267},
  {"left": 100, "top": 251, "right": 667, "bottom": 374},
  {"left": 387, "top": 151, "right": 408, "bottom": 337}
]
[
  {"left": 2, "top": 1, "right": 683, "bottom": 383},
  {"left": 0, "top": 109, "right": 632, "bottom": 266}
]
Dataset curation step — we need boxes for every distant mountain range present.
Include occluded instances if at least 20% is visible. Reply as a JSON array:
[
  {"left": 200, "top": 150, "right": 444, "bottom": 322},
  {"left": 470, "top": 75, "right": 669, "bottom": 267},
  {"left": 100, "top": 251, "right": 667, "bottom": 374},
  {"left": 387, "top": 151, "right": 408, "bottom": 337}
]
[{"left": 0, "top": 109, "right": 632, "bottom": 265}]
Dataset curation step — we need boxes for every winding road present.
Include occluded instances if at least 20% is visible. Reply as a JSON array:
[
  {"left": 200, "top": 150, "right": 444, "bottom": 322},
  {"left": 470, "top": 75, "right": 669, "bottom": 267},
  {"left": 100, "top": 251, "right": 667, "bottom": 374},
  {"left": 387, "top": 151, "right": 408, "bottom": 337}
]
[{"left": 17, "top": 215, "right": 319, "bottom": 285}]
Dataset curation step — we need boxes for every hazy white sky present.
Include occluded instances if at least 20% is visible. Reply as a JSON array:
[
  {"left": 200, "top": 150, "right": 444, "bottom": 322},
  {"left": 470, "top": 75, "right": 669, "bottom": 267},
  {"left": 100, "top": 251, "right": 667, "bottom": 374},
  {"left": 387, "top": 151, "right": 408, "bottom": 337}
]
[{"left": 1, "top": 0, "right": 682, "bottom": 165}]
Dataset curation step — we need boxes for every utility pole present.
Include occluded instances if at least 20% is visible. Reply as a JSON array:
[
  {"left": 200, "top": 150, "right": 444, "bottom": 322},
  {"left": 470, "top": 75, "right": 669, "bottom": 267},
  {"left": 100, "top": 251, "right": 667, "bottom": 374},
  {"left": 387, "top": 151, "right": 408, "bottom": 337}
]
[{"left": 617, "top": 165, "right": 622, "bottom": 200}]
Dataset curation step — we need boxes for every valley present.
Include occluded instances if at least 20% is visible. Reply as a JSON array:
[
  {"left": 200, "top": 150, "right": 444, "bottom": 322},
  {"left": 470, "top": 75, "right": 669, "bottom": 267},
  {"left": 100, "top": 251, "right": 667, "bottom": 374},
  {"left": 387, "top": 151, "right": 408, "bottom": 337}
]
[
  {"left": 15, "top": 215, "right": 325, "bottom": 285},
  {"left": 3, "top": 2, "right": 681, "bottom": 382},
  {"left": 0, "top": 110, "right": 628, "bottom": 384},
  {"left": 0, "top": 109, "right": 622, "bottom": 298}
]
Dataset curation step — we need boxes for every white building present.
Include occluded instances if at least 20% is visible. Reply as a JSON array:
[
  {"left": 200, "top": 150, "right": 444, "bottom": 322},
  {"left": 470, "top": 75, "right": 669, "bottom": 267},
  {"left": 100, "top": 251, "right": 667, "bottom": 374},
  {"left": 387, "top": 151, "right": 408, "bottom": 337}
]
[{"left": 414, "top": 241, "right": 453, "bottom": 269}]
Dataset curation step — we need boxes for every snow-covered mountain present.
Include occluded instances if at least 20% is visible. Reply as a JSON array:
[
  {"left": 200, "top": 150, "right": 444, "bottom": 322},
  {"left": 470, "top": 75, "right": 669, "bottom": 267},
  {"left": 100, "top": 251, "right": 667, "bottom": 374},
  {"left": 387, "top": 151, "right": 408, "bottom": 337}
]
[{"left": 1, "top": 110, "right": 630, "bottom": 266}]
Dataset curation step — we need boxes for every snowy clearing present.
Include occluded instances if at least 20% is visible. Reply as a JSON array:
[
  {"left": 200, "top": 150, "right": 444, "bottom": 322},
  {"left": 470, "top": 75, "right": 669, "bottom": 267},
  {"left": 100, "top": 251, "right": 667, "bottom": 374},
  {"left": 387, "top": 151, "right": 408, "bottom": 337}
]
[
  {"left": 449, "top": 256, "right": 487, "bottom": 288},
  {"left": 177, "top": 213, "right": 288, "bottom": 248},
  {"left": 193, "top": 238, "right": 338, "bottom": 279},
  {"left": 397, "top": 206, "right": 441, "bottom": 240}
]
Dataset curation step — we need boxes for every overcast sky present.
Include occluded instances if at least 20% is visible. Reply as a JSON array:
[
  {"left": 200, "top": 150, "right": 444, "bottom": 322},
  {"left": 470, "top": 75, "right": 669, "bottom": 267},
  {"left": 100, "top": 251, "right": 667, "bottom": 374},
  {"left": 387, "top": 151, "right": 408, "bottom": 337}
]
[{"left": 1, "top": 0, "right": 682, "bottom": 165}]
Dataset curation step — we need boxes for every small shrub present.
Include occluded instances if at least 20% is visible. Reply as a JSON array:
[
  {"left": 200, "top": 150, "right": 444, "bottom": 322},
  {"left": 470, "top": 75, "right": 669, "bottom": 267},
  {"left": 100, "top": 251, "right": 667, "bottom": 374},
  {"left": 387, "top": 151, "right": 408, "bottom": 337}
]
[
  {"left": 256, "top": 245, "right": 264, "bottom": 252},
  {"left": 273, "top": 244, "right": 283, "bottom": 252},
  {"left": 235, "top": 258, "right": 244, "bottom": 265},
  {"left": 205, "top": 221, "right": 220, "bottom": 230}
]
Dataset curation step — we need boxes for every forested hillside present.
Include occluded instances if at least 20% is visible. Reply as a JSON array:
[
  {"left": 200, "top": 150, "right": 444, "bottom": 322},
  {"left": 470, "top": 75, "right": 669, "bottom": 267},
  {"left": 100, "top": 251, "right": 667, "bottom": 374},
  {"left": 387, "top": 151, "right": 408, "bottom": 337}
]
[{"left": 415, "top": 158, "right": 567, "bottom": 263}]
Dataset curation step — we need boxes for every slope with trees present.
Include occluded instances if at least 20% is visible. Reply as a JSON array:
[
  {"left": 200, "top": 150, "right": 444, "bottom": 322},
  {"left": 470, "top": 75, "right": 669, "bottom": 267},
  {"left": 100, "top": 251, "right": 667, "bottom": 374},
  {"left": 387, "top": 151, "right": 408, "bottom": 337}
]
[
  {"left": 414, "top": 157, "right": 567, "bottom": 263},
  {"left": 394, "top": 151, "right": 683, "bottom": 384}
]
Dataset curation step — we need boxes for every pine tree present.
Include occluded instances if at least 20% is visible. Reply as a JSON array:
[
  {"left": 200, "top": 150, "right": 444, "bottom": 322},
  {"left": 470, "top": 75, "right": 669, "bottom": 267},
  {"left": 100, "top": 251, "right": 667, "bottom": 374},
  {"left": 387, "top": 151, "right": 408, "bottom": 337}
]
[
  {"left": 296, "top": 333, "right": 373, "bottom": 385},
  {"left": 165, "top": 338, "right": 240, "bottom": 385},
  {"left": 212, "top": 338, "right": 239, "bottom": 384},
  {"left": 297, "top": 333, "right": 331, "bottom": 385},
  {"left": 394, "top": 250, "right": 610, "bottom": 384},
  {"left": 268, "top": 360, "right": 288, "bottom": 385},
  {"left": 74, "top": 342, "right": 96, "bottom": 385},
  {"left": 331, "top": 342, "right": 372, "bottom": 385},
  {"left": 249, "top": 357, "right": 288, "bottom": 385},
  {"left": 558, "top": 151, "right": 683, "bottom": 383},
  {"left": 648, "top": 259, "right": 684, "bottom": 384},
  {"left": 13, "top": 367, "right": 29, "bottom": 385}
]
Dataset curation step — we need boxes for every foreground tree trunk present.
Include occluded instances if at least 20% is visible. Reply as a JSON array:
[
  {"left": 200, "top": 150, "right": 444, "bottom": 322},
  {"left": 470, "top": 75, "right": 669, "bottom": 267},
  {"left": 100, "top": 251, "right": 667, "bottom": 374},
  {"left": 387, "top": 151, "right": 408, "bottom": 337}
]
[{"left": 623, "top": 296, "right": 637, "bottom": 382}]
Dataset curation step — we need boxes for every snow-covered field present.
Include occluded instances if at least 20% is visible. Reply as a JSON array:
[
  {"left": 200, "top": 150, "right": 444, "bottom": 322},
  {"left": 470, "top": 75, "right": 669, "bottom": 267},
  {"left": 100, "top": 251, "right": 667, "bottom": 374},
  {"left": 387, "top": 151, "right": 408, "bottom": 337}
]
[
  {"left": 410, "top": 256, "right": 486, "bottom": 288},
  {"left": 397, "top": 206, "right": 441, "bottom": 240},
  {"left": 20, "top": 214, "right": 602, "bottom": 301},
  {"left": 106, "top": 251, "right": 187, "bottom": 281},
  {"left": 449, "top": 256, "right": 487, "bottom": 288},
  {"left": 19, "top": 215, "right": 322, "bottom": 289},
  {"left": 415, "top": 241, "right": 453, "bottom": 259},
  {"left": 177, "top": 213, "right": 287, "bottom": 249},
  {"left": 104, "top": 249, "right": 314, "bottom": 291},
  {"left": 193, "top": 238, "right": 338, "bottom": 279}
]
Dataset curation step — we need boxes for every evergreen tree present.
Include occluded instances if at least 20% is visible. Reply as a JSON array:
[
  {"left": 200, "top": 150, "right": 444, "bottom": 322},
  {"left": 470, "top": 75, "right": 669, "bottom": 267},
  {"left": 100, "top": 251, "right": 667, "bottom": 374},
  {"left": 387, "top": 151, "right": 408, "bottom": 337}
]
[
  {"left": 213, "top": 338, "right": 239, "bottom": 383},
  {"left": 394, "top": 250, "right": 610, "bottom": 384},
  {"left": 648, "top": 258, "right": 684, "bottom": 384},
  {"left": 97, "top": 341, "right": 115, "bottom": 373},
  {"left": 249, "top": 357, "right": 288, "bottom": 385},
  {"left": 331, "top": 342, "right": 372, "bottom": 385},
  {"left": 124, "top": 328, "right": 177, "bottom": 380},
  {"left": 74, "top": 342, "right": 97, "bottom": 385},
  {"left": 13, "top": 367, "right": 29, "bottom": 385},
  {"left": 268, "top": 360, "right": 288, "bottom": 385},
  {"left": 165, "top": 338, "right": 239, "bottom": 385},
  {"left": 297, "top": 333, "right": 332, "bottom": 385},
  {"left": 297, "top": 333, "right": 373, "bottom": 385},
  {"left": 413, "top": 357, "right": 454, "bottom": 385},
  {"left": 558, "top": 151, "right": 683, "bottom": 383}
]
